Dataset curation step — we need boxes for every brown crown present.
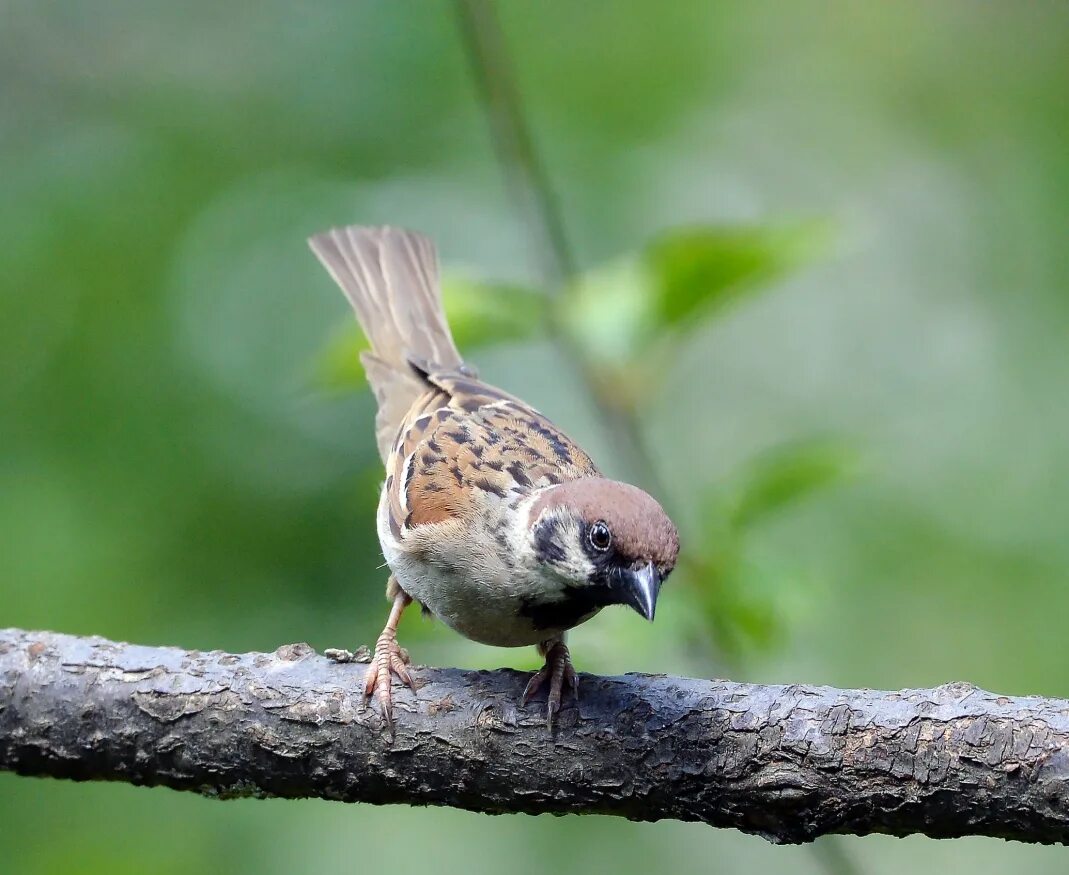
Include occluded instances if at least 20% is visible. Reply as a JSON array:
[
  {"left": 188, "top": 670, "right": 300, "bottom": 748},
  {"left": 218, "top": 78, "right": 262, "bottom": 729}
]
[{"left": 531, "top": 477, "right": 680, "bottom": 571}]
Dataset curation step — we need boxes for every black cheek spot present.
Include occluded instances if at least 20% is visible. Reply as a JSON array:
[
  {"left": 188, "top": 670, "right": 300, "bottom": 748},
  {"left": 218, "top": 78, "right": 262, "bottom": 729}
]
[{"left": 533, "top": 519, "right": 566, "bottom": 564}]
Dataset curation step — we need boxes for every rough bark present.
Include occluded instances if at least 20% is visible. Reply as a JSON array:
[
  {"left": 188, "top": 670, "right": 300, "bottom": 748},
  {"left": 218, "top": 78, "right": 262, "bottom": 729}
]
[{"left": 1, "top": 627, "right": 1067, "bottom": 844}]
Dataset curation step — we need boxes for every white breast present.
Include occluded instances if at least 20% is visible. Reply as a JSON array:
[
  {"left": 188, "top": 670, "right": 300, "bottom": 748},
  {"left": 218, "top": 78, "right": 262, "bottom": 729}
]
[{"left": 375, "top": 485, "right": 574, "bottom": 647}]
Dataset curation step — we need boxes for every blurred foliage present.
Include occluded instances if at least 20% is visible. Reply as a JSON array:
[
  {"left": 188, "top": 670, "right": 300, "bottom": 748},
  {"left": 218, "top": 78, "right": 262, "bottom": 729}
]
[
  {"left": 647, "top": 223, "right": 830, "bottom": 327},
  {"left": 556, "top": 223, "right": 828, "bottom": 414},
  {"left": 3, "top": 3, "right": 1069, "bottom": 875},
  {"left": 725, "top": 438, "right": 860, "bottom": 533},
  {"left": 683, "top": 438, "right": 860, "bottom": 659}
]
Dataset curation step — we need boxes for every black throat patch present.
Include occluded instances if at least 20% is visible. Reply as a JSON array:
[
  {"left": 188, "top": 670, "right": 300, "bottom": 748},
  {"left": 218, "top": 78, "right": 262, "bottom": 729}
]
[
  {"left": 524, "top": 516, "right": 629, "bottom": 630},
  {"left": 518, "top": 587, "right": 607, "bottom": 631}
]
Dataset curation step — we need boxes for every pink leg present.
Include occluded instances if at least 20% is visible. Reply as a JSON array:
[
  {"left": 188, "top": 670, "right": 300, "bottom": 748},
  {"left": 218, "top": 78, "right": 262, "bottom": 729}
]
[
  {"left": 363, "top": 589, "right": 414, "bottom": 731},
  {"left": 521, "top": 636, "right": 578, "bottom": 727}
]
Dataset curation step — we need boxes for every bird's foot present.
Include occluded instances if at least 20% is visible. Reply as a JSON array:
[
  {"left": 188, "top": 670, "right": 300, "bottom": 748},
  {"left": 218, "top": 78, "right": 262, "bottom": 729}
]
[
  {"left": 362, "top": 592, "right": 414, "bottom": 732},
  {"left": 363, "top": 628, "right": 413, "bottom": 730},
  {"left": 521, "top": 639, "right": 578, "bottom": 728}
]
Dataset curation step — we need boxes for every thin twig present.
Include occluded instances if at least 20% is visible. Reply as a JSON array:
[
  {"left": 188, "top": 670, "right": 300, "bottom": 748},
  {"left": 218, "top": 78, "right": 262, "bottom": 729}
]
[
  {"left": 452, "top": 0, "right": 669, "bottom": 490},
  {"left": 453, "top": 0, "right": 577, "bottom": 286},
  {"left": 451, "top": 5, "right": 862, "bottom": 871}
]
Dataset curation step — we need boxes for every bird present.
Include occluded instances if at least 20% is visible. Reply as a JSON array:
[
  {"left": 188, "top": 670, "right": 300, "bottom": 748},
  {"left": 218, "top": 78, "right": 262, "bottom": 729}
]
[{"left": 308, "top": 225, "right": 679, "bottom": 729}]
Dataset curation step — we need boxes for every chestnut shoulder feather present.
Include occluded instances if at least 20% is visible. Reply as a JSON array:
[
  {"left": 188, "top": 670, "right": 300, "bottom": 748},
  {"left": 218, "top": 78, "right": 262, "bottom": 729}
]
[{"left": 383, "top": 372, "right": 599, "bottom": 539}]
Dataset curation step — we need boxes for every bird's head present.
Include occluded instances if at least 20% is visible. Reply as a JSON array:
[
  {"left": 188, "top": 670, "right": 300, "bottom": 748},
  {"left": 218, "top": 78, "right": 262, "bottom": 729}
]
[{"left": 526, "top": 478, "right": 679, "bottom": 621}]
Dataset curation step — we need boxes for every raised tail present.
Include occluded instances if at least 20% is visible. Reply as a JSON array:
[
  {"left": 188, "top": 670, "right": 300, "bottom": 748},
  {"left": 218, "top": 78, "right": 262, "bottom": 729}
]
[{"left": 309, "top": 225, "right": 464, "bottom": 461}]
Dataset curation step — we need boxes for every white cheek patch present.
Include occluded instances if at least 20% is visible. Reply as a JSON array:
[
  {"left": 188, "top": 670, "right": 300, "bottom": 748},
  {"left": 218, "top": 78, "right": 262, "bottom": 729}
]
[
  {"left": 555, "top": 517, "right": 596, "bottom": 583},
  {"left": 521, "top": 499, "right": 596, "bottom": 585},
  {"left": 563, "top": 545, "right": 595, "bottom": 582}
]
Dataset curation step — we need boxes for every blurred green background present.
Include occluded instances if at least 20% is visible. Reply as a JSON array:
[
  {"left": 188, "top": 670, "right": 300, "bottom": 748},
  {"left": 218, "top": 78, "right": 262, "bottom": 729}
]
[{"left": 3, "top": 2, "right": 1069, "bottom": 872}]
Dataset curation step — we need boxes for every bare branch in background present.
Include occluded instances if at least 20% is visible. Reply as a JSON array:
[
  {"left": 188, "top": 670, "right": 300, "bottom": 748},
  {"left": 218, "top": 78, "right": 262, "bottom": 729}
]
[
  {"left": 453, "top": 0, "right": 577, "bottom": 287},
  {"left": 2, "top": 628, "right": 1067, "bottom": 845}
]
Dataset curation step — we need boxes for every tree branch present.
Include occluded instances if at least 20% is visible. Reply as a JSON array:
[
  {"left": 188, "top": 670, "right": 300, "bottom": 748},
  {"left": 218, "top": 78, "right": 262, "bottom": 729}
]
[{"left": 1, "top": 627, "right": 1067, "bottom": 844}]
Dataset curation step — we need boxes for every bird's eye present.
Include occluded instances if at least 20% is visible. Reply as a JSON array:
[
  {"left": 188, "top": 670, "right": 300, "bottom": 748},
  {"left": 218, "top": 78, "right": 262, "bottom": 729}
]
[{"left": 588, "top": 521, "right": 612, "bottom": 552}]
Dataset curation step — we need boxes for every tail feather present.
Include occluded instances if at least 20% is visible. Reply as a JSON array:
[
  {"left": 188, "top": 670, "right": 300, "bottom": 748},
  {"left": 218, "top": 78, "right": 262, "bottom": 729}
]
[{"left": 309, "top": 225, "right": 463, "bottom": 460}]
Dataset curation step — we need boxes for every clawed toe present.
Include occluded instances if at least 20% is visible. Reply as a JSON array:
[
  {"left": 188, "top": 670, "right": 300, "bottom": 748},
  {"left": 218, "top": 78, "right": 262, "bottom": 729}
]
[
  {"left": 361, "top": 592, "right": 414, "bottom": 732},
  {"left": 390, "top": 652, "right": 415, "bottom": 690},
  {"left": 363, "top": 634, "right": 414, "bottom": 729},
  {"left": 522, "top": 639, "right": 579, "bottom": 727}
]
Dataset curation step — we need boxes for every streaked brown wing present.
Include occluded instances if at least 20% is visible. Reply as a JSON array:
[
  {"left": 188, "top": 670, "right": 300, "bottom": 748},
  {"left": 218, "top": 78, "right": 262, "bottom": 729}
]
[{"left": 382, "top": 371, "right": 599, "bottom": 539}]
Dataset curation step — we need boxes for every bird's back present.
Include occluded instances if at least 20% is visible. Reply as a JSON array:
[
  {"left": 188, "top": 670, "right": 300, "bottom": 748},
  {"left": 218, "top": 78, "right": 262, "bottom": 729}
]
[{"left": 381, "top": 369, "right": 599, "bottom": 543}]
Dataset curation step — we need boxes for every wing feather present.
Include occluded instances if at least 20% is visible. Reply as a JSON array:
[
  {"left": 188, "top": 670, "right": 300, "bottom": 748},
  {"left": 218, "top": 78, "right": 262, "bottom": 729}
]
[{"left": 383, "top": 372, "right": 599, "bottom": 540}]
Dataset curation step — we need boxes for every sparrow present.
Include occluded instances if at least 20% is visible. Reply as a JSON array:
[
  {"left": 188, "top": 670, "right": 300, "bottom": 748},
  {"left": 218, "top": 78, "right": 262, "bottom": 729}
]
[{"left": 309, "top": 225, "right": 679, "bottom": 728}]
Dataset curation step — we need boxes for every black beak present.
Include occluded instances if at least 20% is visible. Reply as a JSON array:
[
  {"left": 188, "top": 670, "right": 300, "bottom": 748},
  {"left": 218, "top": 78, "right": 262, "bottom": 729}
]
[{"left": 620, "top": 561, "right": 661, "bottom": 622}]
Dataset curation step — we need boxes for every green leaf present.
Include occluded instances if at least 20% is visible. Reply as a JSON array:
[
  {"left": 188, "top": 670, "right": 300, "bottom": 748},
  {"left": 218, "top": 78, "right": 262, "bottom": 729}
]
[
  {"left": 727, "top": 438, "right": 859, "bottom": 531},
  {"left": 442, "top": 276, "right": 547, "bottom": 353},
  {"left": 686, "top": 437, "right": 852, "bottom": 661},
  {"left": 646, "top": 222, "right": 831, "bottom": 327},
  {"left": 679, "top": 551, "right": 783, "bottom": 660},
  {"left": 718, "top": 579, "right": 780, "bottom": 653},
  {"left": 557, "top": 256, "right": 656, "bottom": 367},
  {"left": 314, "top": 275, "right": 547, "bottom": 390},
  {"left": 315, "top": 322, "right": 370, "bottom": 391}
]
